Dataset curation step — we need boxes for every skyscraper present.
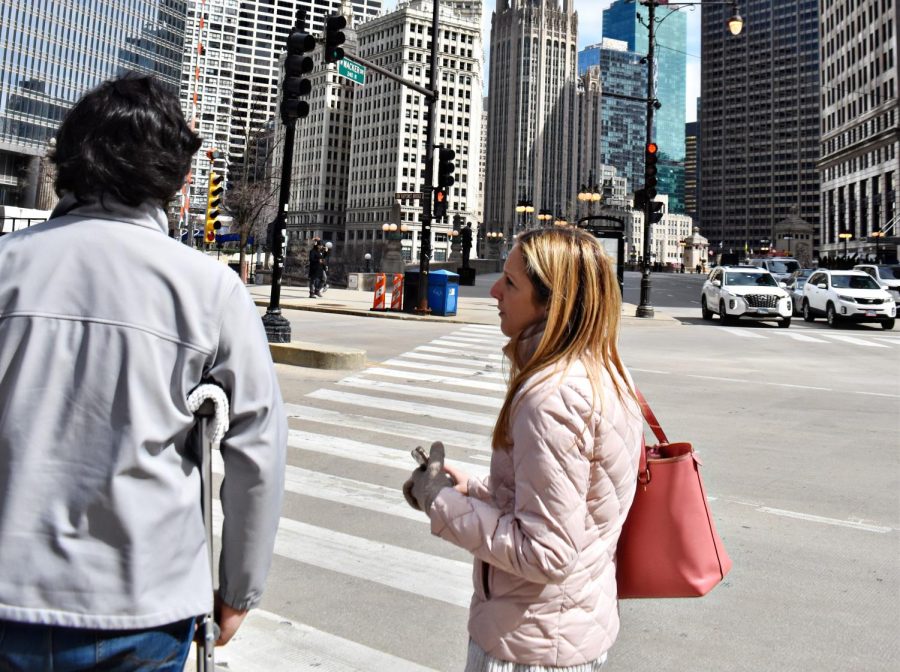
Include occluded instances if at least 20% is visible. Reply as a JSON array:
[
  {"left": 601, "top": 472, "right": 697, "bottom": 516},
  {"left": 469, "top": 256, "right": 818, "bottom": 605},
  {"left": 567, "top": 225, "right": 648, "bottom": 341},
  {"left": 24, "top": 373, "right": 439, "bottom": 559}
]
[
  {"left": 578, "top": 39, "right": 646, "bottom": 196},
  {"left": 345, "top": 0, "right": 484, "bottom": 263},
  {"left": 602, "top": 0, "right": 686, "bottom": 213},
  {"left": 700, "top": 1, "right": 820, "bottom": 255},
  {"left": 484, "top": 0, "right": 578, "bottom": 242},
  {"left": 0, "top": 0, "right": 188, "bottom": 206},
  {"left": 818, "top": 0, "right": 898, "bottom": 259},
  {"left": 179, "top": 0, "right": 382, "bottom": 225},
  {"left": 684, "top": 118, "right": 699, "bottom": 227}
]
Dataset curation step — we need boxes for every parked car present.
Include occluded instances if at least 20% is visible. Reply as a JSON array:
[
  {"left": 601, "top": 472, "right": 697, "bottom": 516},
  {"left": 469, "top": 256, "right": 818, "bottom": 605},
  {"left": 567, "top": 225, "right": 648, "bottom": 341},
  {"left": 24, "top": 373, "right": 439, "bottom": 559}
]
[
  {"left": 853, "top": 264, "right": 900, "bottom": 308},
  {"left": 701, "top": 265, "right": 793, "bottom": 327},
  {"left": 746, "top": 257, "right": 802, "bottom": 283},
  {"left": 786, "top": 268, "right": 816, "bottom": 315},
  {"left": 801, "top": 269, "right": 896, "bottom": 329}
]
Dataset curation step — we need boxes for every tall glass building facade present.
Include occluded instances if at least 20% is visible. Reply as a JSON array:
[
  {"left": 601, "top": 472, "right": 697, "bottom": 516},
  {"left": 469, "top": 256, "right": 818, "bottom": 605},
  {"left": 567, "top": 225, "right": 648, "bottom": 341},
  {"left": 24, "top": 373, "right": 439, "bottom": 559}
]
[
  {"left": 602, "top": 0, "right": 686, "bottom": 213},
  {"left": 578, "top": 40, "right": 646, "bottom": 195},
  {"left": 0, "top": 0, "right": 187, "bottom": 206}
]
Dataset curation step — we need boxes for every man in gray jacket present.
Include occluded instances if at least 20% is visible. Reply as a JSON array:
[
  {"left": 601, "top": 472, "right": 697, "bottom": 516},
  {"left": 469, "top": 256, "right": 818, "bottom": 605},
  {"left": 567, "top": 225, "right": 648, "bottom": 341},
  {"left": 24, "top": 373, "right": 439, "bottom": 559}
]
[{"left": 0, "top": 75, "right": 286, "bottom": 668}]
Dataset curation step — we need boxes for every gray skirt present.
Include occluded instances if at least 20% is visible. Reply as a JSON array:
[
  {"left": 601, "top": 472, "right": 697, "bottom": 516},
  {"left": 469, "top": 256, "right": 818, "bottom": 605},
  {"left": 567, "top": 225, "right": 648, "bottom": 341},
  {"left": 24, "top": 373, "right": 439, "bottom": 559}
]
[{"left": 465, "top": 639, "right": 608, "bottom": 672}]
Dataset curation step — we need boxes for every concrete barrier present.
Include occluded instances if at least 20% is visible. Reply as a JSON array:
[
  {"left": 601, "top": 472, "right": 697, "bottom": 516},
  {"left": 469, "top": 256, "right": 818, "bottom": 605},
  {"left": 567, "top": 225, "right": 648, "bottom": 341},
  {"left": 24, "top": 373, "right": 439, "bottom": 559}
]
[{"left": 269, "top": 341, "right": 366, "bottom": 370}]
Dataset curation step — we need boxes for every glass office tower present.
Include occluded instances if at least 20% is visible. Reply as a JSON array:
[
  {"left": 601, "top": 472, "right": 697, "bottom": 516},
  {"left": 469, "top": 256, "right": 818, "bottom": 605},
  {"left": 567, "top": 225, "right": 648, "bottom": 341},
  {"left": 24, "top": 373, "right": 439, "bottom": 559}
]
[
  {"left": 578, "top": 40, "right": 647, "bottom": 197},
  {"left": 602, "top": 0, "right": 687, "bottom": 213},
  {"left": 0, "top": 1, "right": 187, "bottom": 206}
]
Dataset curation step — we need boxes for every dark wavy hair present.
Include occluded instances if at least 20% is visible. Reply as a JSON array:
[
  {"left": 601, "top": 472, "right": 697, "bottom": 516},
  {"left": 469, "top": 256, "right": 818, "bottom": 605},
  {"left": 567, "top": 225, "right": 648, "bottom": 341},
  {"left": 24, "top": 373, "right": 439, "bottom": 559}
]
[{"left": 52, "top": 74, "right": 202, "bottom": 207}]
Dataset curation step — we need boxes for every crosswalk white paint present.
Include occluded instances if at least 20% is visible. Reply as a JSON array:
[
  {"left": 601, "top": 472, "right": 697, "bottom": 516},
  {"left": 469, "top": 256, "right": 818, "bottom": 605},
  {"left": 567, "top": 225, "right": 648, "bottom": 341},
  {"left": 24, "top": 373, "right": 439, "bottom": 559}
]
[
  {"left": 430, "top": 338, "right": 502, "bottom": 352},
  {"left": 719, "top": 327, "right": 768, "bottom": 339},
  {"left": 817, "top": 333, "right": 888, "bottom": 347},
  {"left": 382, "top": 358, "right": 506, "bottom": 380},
  {"left": 199, "top": 609, "right": 439, "bottom": 672},
  {"left": 284, "top": 404, "right": 493, "bottom": 452},
  {"left": 212, "top": 503, "right": 474, "bottom": 608},
  {"left": 306, "top": 389, "right": 498, "bottom": 428},
  {"left": 415, "top": 344, "right": 505, "bottom": 361},
  {"left": 401, "top": 350, "right": 505, "bottom": 370},
  {"left": 337, "top": 377, "right": 504, "bottom": 410},
  {"left": 362, "top": 366, "right": 508, "bottom": 393},
  {"left": 285, "top": 429, "right": 491, "bottom": 474}
]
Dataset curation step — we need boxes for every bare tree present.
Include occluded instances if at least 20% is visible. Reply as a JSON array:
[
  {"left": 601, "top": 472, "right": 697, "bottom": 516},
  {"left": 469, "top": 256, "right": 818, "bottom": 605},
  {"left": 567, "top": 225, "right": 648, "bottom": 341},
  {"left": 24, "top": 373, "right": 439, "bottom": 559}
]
[{"left": 225, "top": 118, "right": 280, "bottom": 281}]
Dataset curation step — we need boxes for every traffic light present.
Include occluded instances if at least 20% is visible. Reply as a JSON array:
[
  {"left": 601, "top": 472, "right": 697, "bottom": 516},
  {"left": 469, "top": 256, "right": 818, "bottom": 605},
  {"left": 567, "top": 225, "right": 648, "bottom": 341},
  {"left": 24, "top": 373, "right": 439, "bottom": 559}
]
[
  {"left": 633, "top": 188, "right": 647, "bottom": 211},
  {"left": 324, "top": 14, "right": 347, "bottom": 64},
  {"left": 437, "top": 146, "right": 455, "bottom": 188},
  {"left": 281, "top": 25, "right": 316, "bottom": 122},
  {"left": 645, "top": 142, "right": 659, "bottom": 199},
  {"left": 649, "top": 199, "right": 665, "bottom": 224},
  {"left": 433, "top": 186, "right": 449, "bottom": 219},
  {"left": 205, "top": 170, "right": 224, "bottom": 243}
]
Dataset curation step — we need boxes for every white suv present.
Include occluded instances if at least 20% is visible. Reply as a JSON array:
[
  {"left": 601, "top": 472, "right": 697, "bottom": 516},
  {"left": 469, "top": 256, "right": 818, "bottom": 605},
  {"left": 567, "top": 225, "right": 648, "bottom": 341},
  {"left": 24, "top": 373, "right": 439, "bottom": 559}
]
[
  {"left": 853, "top": 264, "right": 900, "bottom": 308},
  {"left": 801, "top": 269, "right": 896, "bottom": 330},
  {"left": 701, "top": 266, "right": 793, "bottom": 327}
]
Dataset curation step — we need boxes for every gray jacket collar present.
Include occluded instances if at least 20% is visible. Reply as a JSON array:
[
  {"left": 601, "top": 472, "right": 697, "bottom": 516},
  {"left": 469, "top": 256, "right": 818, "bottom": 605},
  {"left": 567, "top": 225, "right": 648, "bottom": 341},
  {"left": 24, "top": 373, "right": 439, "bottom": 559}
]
[{"left": 51, "top": 193, "right": 169, "bottom": 235}]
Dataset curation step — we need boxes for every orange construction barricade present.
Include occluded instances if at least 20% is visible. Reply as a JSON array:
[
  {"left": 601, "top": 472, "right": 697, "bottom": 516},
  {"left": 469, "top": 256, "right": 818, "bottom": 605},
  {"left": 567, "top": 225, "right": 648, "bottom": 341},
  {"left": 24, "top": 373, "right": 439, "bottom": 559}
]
[
  {"left": 390, "top": 273, "right": 404, "bottom": 311},
  {"left": 371, "top": 273, "right": 386, "bottom": 310}
]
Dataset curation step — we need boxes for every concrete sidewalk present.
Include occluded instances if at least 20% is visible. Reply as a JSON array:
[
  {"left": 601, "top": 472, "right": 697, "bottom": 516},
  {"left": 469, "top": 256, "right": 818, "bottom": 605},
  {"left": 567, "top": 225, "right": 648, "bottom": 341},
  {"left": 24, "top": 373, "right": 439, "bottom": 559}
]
[{"left": 250, "top": 282, "right": 678, "bottom": 369}]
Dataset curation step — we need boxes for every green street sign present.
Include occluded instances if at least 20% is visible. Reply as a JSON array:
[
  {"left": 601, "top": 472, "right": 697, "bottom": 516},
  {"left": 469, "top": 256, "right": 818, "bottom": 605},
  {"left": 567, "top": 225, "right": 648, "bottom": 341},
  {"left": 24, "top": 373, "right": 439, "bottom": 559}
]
[{"left": 337, "top": 58, "right": 365, "bottom": 85}]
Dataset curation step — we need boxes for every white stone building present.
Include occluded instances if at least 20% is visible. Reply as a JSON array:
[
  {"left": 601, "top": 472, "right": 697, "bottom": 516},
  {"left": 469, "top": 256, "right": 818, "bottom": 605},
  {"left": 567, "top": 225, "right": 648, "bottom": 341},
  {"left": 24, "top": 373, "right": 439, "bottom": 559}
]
[
  {"left": 628, "top": 194, "right": 693, "bottom": 269},
  {"left": 345, "top": 0, "right": 484, "bottom": 263}
]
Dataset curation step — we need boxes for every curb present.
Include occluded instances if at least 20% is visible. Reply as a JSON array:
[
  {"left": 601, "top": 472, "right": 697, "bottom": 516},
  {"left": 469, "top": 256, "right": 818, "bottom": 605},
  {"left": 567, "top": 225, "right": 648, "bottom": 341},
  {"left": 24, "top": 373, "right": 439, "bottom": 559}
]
[{"left": 269, "top": 341, "right": 366, "bottom": 370}]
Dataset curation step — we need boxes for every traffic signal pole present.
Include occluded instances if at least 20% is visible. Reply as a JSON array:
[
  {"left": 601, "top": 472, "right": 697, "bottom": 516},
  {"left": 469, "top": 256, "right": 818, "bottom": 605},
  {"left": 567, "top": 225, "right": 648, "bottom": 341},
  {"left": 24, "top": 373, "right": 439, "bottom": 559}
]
[
  {"left": 636, "top": 0, "right": 657, "bottom": 319},
  {"left": 264, "top": 8, "right": 314, "bottom": 343}
]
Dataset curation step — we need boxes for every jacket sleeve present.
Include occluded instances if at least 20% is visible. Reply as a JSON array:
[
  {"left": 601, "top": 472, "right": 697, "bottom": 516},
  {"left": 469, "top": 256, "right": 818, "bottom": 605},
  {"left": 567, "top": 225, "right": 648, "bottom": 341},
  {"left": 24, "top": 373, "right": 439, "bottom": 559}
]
[
  {"left": 205, "top": 281, "right": 287, "bottom": 611},
  {"left": 431, "top": 382, "right": 592, "bottom": 584}
]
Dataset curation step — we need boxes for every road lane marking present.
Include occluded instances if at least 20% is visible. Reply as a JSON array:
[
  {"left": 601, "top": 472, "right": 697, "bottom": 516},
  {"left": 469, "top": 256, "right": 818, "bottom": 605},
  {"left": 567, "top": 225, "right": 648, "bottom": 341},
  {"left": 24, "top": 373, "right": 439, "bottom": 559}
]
[
  {"left": 337, "top": 378, "right": 504, "bottom": 409},
  {"left": 285, "top": 429, "right": 492, "bottom": 472},
  {"left": 755, "top": 506, "right": 893, "bottom": 534},
  {"left": 213, "top": 503, "right": 474, "bottom": 608},
  {"left": 306, "top": 389, "right": 497, "bottom": 428},
  {"left": 383, "top": 358, "right": 506, "bottom": 380},
  {"left": 630, "top": 367, "right": 671, "bottom": 375},
  {"left": 362, "top": 366, "right": 508, "bottom": 393},
  {"left": 853, "top": 390, "right": 900, "bottom": 399},
  {"left": 784, "top": 332, "right": 828, "bottom": 342},
  {"left": 192, "top": 609, "right": 439, "bottom": 672},
  {"left": 285, "top": 404, "right": 493, "bottom": 452},
  {"left": 818, "top": 334, "right": 888, "bottom": 347},
  {"left": 719, "top": 327, "right": 767, "bottom": 339}
]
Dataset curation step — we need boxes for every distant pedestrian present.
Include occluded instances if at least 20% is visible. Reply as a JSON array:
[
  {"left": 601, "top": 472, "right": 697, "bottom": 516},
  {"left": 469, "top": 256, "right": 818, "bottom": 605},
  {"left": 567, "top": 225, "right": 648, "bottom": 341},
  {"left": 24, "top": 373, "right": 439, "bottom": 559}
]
[
  {"left": 0, "top": 74, "right": 286, "bottom": 669},
  {"left": 308, "top": 238, "right": 325, "bottom": 297},
  {"left": 403, "top": 227, "right": 643, "bottom": 670},
  {"left": 319, "top": 241, "right": 331, "bottom": 294},
  {"left": 696, "top": 263, "right": 702, "bottom": 274}
]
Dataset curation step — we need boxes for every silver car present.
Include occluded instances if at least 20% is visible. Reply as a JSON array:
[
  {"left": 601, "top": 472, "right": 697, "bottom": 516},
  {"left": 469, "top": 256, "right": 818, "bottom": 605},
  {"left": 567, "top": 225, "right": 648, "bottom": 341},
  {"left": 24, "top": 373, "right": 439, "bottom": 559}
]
[{"left": 787, "top": 268, "right": 815, "bottom": 315}]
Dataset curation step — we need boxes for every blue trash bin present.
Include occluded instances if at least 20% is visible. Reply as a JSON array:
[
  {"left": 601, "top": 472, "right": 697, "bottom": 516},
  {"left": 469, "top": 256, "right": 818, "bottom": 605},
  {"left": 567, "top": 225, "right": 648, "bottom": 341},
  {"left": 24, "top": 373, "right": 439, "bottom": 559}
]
[{"left": 427, "top": 269, "right": 459, "bottom": 316}]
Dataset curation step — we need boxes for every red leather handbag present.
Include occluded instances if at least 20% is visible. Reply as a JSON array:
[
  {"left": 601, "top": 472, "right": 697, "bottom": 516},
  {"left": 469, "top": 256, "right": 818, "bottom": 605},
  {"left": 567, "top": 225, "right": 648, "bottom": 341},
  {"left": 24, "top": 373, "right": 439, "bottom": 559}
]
[{"left": 615, "top": 390, "right": 732, "bottom": 599}]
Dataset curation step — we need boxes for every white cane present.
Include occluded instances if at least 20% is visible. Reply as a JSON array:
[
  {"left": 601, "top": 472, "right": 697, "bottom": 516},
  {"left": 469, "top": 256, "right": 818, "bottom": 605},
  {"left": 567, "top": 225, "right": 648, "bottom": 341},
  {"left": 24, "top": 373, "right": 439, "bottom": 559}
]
[{"left": 187, "top": 384, "right": 229, "bottom": 672}]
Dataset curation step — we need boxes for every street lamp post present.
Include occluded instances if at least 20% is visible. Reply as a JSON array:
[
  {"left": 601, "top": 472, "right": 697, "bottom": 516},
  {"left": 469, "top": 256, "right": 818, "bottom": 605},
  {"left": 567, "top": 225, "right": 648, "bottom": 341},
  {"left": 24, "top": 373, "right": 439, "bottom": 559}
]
[
  {"left": 871, "top": 227, "right": 885, "bottom": 262},
  {"left": 537, "top": 209, "right": 553, "bottom": 226},
  {"left": 515, "top": 198, "right": 535, "bottom": 233},
  {"left": 487, "top": 231, "right": 505, "bottom": 259},
  {"left": 838, "top": 229, "right": 853, "bottom": 258},
  {"left": 578, "top": 171, "right": 602, "bottom": 219},
  {"left": 635, "top": 0, "right": 743, "bottom": 318}
]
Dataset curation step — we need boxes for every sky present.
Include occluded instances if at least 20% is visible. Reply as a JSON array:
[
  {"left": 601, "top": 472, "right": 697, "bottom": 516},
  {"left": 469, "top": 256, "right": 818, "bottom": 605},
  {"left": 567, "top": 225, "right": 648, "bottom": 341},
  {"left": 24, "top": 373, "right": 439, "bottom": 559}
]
[{"left": 384, "top": 0, "right": 703, "bottom": 122}]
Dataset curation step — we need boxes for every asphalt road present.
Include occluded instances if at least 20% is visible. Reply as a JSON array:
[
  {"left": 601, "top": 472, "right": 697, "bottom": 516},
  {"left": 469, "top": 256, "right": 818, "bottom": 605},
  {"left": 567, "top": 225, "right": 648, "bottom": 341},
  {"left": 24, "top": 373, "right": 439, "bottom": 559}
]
[{"left": 207, "top": 302, "right": 899, "bottom": 671}]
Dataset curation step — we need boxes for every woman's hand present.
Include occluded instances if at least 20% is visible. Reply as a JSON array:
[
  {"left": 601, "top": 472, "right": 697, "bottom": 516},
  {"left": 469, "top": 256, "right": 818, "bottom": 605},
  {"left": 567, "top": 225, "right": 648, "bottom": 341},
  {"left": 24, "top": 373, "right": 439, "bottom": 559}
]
[{"left": 443, "top": 461, "right": 471, "bottom": 496}]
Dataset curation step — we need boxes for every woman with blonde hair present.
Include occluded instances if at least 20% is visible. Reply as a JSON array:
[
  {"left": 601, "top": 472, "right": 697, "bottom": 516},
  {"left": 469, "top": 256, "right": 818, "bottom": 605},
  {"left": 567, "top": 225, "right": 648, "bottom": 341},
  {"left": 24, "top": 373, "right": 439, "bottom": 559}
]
[{"left": 403, "top": 227, "right": 644, "bottom": 671}]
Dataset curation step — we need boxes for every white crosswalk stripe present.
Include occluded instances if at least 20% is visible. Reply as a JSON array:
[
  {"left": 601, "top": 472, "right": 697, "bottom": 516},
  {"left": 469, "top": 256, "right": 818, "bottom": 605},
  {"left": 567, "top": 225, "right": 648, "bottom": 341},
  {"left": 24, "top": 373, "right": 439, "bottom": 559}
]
[
  {"left": 714, "top": 326, "right": 898, "bottom": 347},
  {"left": 201, "top": 326, "right": 509, "bottom": 670}
]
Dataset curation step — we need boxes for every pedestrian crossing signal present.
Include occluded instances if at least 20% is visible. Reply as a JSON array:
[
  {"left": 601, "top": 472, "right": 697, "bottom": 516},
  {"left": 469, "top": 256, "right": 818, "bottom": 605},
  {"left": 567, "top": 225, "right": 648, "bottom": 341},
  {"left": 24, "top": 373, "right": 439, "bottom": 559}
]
[{"left": 433, "top": 186, "right": 448, "bottom": 219}]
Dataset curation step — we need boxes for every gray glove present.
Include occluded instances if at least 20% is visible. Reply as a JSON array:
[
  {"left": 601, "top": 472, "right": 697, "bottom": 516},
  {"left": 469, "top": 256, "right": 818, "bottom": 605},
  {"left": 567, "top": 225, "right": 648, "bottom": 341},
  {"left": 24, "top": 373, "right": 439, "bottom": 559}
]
[{"left": 402, "top": 441, "right": 454, "bottom": 514}]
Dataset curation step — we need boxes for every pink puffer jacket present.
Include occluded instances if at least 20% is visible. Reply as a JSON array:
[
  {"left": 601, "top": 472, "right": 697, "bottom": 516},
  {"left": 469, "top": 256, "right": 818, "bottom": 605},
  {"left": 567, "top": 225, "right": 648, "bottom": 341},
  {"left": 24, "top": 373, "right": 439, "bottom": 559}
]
[{"left": 430, "top": 358, "right": 642, "bottom": 667}]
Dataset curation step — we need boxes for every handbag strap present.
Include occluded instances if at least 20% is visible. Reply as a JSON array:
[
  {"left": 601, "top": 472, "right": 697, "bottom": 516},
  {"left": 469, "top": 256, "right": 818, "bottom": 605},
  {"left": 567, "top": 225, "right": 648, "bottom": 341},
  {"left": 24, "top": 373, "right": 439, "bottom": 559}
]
[
  {"left": 635, "top": 388, "right": 669, "bottom": 481},
  {"left": 636, "top": 388, "right": 669, "bottom": 445}
]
